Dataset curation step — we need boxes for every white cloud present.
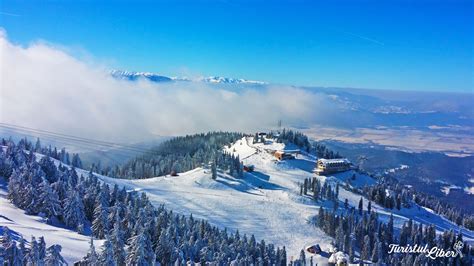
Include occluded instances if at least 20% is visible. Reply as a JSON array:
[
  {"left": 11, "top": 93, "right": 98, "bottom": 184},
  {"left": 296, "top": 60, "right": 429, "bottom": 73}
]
[{"left": 0, "top": 32, "right": 330, "bottom": 143}]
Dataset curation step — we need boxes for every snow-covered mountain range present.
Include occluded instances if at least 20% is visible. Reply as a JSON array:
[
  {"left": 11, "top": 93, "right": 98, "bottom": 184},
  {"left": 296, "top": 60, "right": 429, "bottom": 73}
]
[
  {"left": 110, "top": 70, "right": 173, "bottom": 82},
  {"left": 110, "top": 70, "right": 267, "bottom": 85}
]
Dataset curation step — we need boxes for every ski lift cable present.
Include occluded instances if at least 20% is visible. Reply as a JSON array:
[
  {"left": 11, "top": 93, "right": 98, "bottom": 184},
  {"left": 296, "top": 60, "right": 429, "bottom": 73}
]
[
  {"left": 0, "top": 123, "right": 158, "bottom": 154},
  {"left": 0, "top": 126, "right": 147, "bottom": 158}
]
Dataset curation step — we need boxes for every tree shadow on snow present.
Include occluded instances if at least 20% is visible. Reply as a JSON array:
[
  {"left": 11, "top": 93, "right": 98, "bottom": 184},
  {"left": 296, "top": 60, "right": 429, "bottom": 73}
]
[
  {"left": 287, "top": 159, "right": 316, "bottom": 173},
  {"left": 245, "top": 171, "right": 284, "bottom": 190},
  {"left": 215, "top": 175, "right": 264, "bottom": 196}
]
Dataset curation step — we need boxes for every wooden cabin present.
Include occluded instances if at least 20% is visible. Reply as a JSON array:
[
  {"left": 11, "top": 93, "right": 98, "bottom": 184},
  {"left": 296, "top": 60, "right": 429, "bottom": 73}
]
[{"left": 274, "top": 151, "right": 295, "bottom": 160}]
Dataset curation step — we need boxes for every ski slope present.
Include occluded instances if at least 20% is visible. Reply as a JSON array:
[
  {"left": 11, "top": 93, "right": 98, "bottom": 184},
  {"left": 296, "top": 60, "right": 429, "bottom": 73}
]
[
  {"left": 1, "top": 137, "right": 473, "bottom": 265},
  {"left": 98, "top": 136, "right": 474, "bottom": 263}
]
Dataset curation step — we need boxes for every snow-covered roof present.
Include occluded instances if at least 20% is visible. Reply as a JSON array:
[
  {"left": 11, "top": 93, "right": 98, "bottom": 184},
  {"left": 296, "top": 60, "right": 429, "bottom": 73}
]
[
  {"left": 274, "top": 149, "right": 299, "bottom": 155},
  {"left": 317, "top": 158, "right": 351, "bottom": 166},
  {"left": 328, "top": 251, "right": 349, "bottom": 264}
]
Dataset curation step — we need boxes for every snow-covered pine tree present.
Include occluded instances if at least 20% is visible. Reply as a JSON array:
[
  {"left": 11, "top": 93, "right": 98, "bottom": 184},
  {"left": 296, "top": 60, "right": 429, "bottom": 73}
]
[
  {"left": 83, "top": 237, "right": 99, "bottom": 265},
  {"left": 111, "top": 210, "right": 126, "bottom": 266},
  {"left": 0, "top": 227, "right": 15, "bottom": 264},
  {"left": 26, "top": 236, "right": 41, "bottom": 265},
  {"left": 38, "top": 180, "right": 62, "bottom": 222},
  {"left": 40, "top": 155, "right": 58, "bottom": 183},
  {"left": 7, "top": 169, "right": 23, "bottom": 206},
  {"left": 126, "top": 227, "right": 154, "bottom": 265},
  {"left": 17, "top": 236, "right": 27, "bottom": 266},
  {"left": 211, "top": 160, "right": 217, "bottom": 180},
  {"left": 63, "top": 188, "right": 86, "bottom": 234},
  {"left": 92, "top": 186, "right": 110, "bottom": 238},
  {"left": 45, "top": 244, "right": 66, "bottom": 266},
  {"left": 71, "top": 153, "right": 83, "bottom": 168},
  {"left": 38, "top": 236, "right": 47, "bottom": 261},
  {"left": 99, "top": 237, "right": 116, "bottom": 266},
  {"left": 23, "top": 183, "right": 41, "bottom": 215}
]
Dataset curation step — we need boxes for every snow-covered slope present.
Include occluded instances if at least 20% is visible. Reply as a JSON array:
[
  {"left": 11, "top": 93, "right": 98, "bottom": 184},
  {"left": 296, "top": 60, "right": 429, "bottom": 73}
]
[
  {"left": 97, "top": 136, "right": 474, "bottom": 263},
  {"left": 2, "top": 137, "right": 473, "bottom": 265},
  {"left": 0, "top": 178, "right": 104, "bottom": 264}
]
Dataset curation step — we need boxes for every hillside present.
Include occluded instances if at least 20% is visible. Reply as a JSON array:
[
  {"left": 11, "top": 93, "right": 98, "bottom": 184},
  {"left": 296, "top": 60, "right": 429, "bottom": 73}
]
[
  {"left": 321, "top": 140, "right": 474, "bottom": 213},
  {"left": 96, "top": 136, "right": 474, "bottom": 263},
  {"left": 0, "top": 177, "right": 104, "bottom": 264},
  {"left": 0, "top": 140, "right": 285, "bottom": 265},
  {"left": 2, "top": 135, "right": 473, "bottom": 265}
]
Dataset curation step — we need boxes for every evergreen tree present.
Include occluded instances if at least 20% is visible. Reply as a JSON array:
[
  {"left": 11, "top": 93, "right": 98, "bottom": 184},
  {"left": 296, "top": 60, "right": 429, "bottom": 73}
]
[
  {"left": 110, "top": 209, "right": 126, "bottom": 265},
  {"left": 35, "top": 138, "right": 42, "bottom": 152},
  {"left": 26, "top": 236, "right": 40, "bottom": 265},
  {"left": 39, "top": 155, "right": 58, "bottom": 183},
  {"left": 17, "top": 237, "right": 27, "bottom": 266},
  {"left": 45, "top": 244, "right": 66, "bottom": 266},
  {"left": 100, "top": 237, "right": 116, "bottom": 266},
  {"left": 92, "top": 188, "right": 110, "bottom": 238},
  {"left": 1, "top": 137, "right": 287, "bottom": 266},
  {"left": 63, "top": 188, "right": 86, "bottom": 233},
  {"left": 71, "top": 153, "right": 83, "bottom": 168},
  {"left": 38, "top": 236, "right": 47, "bottom": 261},
  {"left": 299, "top": 249, "right": 306, "bottom": 265},
  {"left": 83, "top": 237, "right": 99, "bottom": 265},
  {"left": 38, "top": 180, "right": 62, "bottom": 221},
  {"left": 211, "top": 161, "right": 217, "bottom": 180},
  {"left": 127, "top": 228, "right": 154, "bottom": 265}
]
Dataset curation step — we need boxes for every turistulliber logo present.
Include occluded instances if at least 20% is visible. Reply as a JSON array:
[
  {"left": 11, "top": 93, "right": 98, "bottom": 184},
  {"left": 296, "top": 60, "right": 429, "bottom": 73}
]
[{"left": 388, "top": 241, "right": 463, "bottom": 260}]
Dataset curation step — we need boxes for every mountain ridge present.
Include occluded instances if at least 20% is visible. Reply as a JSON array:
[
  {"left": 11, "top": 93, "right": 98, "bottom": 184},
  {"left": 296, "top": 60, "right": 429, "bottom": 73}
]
[{"left": 110, "top": 70, "right": 267, "bottom": 85}]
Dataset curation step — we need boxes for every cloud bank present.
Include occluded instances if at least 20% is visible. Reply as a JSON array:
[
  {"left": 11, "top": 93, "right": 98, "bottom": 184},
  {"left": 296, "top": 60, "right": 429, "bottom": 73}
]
[{"left": 0, "top": 32, "right": 332, "bottom": 143}]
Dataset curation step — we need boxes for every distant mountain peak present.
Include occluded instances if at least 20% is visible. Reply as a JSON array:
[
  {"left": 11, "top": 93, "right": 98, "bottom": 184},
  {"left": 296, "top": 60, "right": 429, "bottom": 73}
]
[
  {"left": 110, "top": 70, "right": 267, "bottom": 85},
  {"left": 110, "top": 70, "right": 173, "bottom": 82},
  {"left": 198, "top": 76, "right": 268, "bottom": 85}
]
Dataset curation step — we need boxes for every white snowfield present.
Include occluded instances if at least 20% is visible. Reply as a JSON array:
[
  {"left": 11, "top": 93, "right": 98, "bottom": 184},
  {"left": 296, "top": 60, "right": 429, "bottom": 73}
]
[
  {"left": 0, "top": 178, "right": 104, "bottom": 264},
  {"left": 1, "top": 137, "right": 473, "bottom": 265},
  {"left": 96, "top": 137, "right": 474, "bottom": 263}
]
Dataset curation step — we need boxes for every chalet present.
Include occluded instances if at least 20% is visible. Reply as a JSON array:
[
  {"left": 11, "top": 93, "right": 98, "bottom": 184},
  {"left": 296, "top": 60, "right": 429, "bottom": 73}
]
[
  {"left": 274, "top": 150, "right": 295, "bottom": 160},
  {"left": 314, "top": 158, "right": 351, "bottom": 175}
]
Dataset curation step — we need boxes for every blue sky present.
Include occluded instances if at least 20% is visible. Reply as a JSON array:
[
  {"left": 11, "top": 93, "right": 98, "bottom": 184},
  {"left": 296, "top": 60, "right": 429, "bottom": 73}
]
[{"left": 1, "top": 0, "right": 473, "bottom": 92}]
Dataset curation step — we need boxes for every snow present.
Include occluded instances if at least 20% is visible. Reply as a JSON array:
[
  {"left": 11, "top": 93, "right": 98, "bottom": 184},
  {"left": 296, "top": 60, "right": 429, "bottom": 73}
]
[
  {"left": 464, "top": 178, "right": 474, "bottom": 195},
  {"left": 441, "top": 185, "right": 462, "bottom": 195},
  {"left": 90, "top": 137, "right": 333, "bottom": 264},
  {"left": 110, "top": 70, "right": 268, "bottom": 85},
  {"left": 199, "top": 76, "right": 267, "bottom": 85},
  {"left": 0, "top": 177, "right": 104, "bottom": 264},
  {"left": 384, "top": 164, "right": 409, "bottom": 174},
  {"left": 328, "top": 251, "right": 349, "bottom": 264},
  {"left": 96, "top": 136, "right": 474, "bottom": 261},
  {"left": 100, "top": 136, "right": 474, "bottom": 258},
  {"left": 1, "top": 137, "right": 473, "bottom": 265},
  {"left": 317, "top": 158, "right": 351, "bottom": 167}
]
